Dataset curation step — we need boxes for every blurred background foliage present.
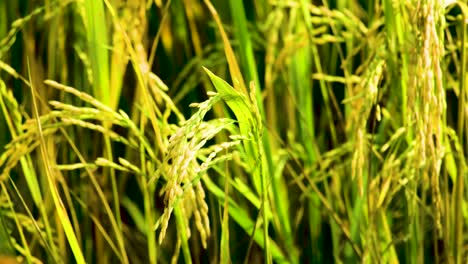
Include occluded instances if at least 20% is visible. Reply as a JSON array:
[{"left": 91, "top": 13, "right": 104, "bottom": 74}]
[{"left": 0, "top": 0, "right": 468, "bottom": 263}]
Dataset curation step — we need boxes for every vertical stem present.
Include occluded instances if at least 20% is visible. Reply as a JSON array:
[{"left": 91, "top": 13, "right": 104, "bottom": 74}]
[{"left": 455, "top": 7, "right": 467, "bottom": 264}]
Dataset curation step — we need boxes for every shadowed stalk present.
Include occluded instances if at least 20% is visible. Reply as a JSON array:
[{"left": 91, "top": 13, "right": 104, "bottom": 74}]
[
  {"left": 28, "top": 62, "right": 85, "bottom": 264},
  {"left": 454, "top": 2, "right": 468, "bottom": 263},
  {"left": 82, "top": 1, "right": 127, "bottom": 263},
  {"left": 227, "top": 1, "right": 298, "bottom": 262}
]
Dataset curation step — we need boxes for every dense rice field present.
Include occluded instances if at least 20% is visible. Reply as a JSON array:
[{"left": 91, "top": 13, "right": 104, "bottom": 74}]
[{"left": 0, "top": 0, "right": 467, "bottom": 263}]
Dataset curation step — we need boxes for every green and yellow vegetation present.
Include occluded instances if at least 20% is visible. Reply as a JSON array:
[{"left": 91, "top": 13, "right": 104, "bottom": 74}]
[{"left": 0, "top": 0, "right": 467, "bottom": 263}]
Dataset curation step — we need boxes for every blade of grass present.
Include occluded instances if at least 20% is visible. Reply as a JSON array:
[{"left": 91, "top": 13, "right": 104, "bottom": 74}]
[
  {"left": 454, "top": 2, "right": 468, "bottom": 263},
  {"left": 28, "top": 61, "right": 85, "bottom": 264},
  {"left": 220, "top": 158, "right": 231, "bottom": 264},
  {"left": 0, "top": 79, "right": 59, "bottom": 261},
  {"left": 227, "top": 3, "right": 296, "bottom": 262},
  {"left": 83, "top": 0, "right": 110, "bottom": 107},
  {"left": 202, "top": 175, "right": 287, "bottom": 263},
  {"left": 0, "top": 182, "right": 33, "bottom": 264},
  {"left": 82, "top": 2, "right": 125, "bottom": 262}
]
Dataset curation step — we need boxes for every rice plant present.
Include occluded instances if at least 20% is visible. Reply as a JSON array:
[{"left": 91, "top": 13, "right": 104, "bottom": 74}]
[{"left": 0, "top": 0, "right": 467, "bottom": 263}]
